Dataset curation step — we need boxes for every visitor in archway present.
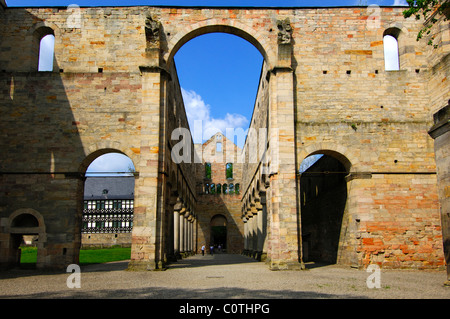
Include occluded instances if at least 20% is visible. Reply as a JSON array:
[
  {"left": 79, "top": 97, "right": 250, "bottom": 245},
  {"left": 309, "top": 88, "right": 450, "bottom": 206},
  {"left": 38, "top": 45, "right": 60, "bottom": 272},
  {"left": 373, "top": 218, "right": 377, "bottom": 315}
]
[
  {"left": 201, "top": 244, "right": 205, "bottom": 256},
  {"left": 210, "top": 245, "right": 214, "bottom": 255}
]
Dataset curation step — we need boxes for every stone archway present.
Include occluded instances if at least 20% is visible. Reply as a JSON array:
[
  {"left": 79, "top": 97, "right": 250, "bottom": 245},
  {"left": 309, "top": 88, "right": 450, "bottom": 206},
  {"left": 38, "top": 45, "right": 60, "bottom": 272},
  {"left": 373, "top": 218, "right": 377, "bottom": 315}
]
[
  {"left": 299, "top": 152, "right": 350, "bottom": 265},
  {"left": 165, "top": 22, "right": 274, "bottom": 69},
  {"left": 0, "top": 209, "right": 47, "bottom": 269},
  {"left": 210, "top": 214, "right": 227, "bottom": 252}
]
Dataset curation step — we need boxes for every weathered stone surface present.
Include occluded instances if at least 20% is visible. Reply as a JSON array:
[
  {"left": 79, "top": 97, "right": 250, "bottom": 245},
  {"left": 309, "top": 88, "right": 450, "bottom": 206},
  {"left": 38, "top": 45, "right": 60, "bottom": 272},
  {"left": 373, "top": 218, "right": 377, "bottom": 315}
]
[{"left": 0, "top": 6, "right": 448, "bottom": 271}]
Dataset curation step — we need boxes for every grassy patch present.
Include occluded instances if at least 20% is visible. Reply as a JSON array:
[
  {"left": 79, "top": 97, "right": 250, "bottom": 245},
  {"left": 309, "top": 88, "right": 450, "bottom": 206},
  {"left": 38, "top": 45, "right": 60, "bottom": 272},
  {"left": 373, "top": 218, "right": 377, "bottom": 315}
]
[
  {"left": 79, "top": 246, "right": 131, "bottom": 265},
  {"left": 20, "top": 246, "right": 131, "bottom": 265},
  {"left": 20, "top": 246, "right": 38, "bottom": 264}
]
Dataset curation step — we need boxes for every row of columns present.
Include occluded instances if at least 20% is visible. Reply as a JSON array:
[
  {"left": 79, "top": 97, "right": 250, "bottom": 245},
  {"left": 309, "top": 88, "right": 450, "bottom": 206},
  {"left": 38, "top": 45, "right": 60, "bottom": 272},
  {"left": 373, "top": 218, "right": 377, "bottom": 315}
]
[
  {"left": 242, "top": 195, "right": 267, "bottom": 261},
  {"left": 173, "top": 198, "right": 196, "bottom": 258}
]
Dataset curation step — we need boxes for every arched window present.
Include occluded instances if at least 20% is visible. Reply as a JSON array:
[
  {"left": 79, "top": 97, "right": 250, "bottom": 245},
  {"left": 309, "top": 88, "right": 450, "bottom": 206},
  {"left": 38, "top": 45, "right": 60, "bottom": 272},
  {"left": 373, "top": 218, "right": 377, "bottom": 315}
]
[
  {"left": 38, "top": 34, "right": 55, "bottom": 71},
  {"left": 216, "top": 184, "right": 222, "bottom": 194},
  {"left": 383, "top": 28, "right": 401, "bottom": 71},
  {"left": 205, "top": 163, "right": 211, "bottom": 179},
  {"left": 226, "top": 163, "right": 233, "bottom": 179}
]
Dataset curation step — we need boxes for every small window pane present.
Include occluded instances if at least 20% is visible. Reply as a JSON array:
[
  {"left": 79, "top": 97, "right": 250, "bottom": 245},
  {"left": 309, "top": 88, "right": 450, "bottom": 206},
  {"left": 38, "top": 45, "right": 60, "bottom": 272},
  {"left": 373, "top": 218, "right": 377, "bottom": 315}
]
[
  {"left": 38, "top": 34, "right": 55, "bottom": 72},
  {"left": 384, "top": 35, "right": 399, "bottom": 71}
]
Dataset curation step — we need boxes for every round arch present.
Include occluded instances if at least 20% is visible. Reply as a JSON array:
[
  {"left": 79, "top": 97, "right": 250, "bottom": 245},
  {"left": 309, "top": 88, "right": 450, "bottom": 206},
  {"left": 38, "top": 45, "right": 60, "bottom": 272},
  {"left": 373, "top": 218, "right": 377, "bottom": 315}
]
[
  {"left": 77, "top": 149, "right": 136, "bottom": 252},
  {"left": 165, "top": 23, "right": 274, "bottom": 69},
  {"left": 4, "top": 209, "right": 47, "bottom": 268},
  {"left": 210, "top": 214, "right": 227, "bottom": 251},
  {"left": 78, "top": 148, "right": 137, "bottom": 175},
  {"left": 300, "top": 144, "right": 355, "bottom": 174},
  {"left": 299, "top": 150, "right": 350, "bottom": 265}
]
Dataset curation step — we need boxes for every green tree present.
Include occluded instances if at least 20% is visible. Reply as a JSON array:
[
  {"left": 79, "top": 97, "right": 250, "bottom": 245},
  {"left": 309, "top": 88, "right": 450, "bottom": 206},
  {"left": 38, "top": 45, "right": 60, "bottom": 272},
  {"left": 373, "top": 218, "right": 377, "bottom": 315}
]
[
  {"left": 226, "top": 163, "right": 233, "bottom": 179},
  {"left": 205, "top": 163, "right": 211, "bottom": 179},
  {"left": 403, "top": 0, "right": 449, "bottom": 47}
]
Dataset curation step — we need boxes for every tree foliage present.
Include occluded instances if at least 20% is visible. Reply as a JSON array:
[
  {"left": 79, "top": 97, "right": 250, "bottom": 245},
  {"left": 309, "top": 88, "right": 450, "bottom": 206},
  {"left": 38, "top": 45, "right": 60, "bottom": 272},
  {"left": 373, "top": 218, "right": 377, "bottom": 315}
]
[{"left": 403, "top": 0, "right": 449, "bottom": 47}]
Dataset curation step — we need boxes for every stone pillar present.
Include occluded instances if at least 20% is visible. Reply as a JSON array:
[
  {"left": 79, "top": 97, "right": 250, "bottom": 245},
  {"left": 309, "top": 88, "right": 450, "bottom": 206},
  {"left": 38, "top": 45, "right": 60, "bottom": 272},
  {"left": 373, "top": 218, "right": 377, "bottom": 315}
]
[
  {"left": 173, "top": 210, "right": 180, "bottom": 258},
  {"left": 252, "top": 210, "right": 258, "bottom": 258},
  {"left": 128, "top": 18, "right": 166, "bottom": 271},
  {"left": 428, "top": 101, "right": 450, "bottom": 285},
  {"left": 243, "top": 217, "right": 248, "bottom": 253},
  {"left": 173, "top": 197, "right": 182, "bottom": 259},
  {"left": 129, "top": 68, "right": 163, "bottom": 270},
  {"left": 191, "top": 216, "right": 196, "bottom": 253},
  {"left": 187, "top": 214, "right": 192, "bottom": 254},
  {"left": 247, "top": 208, "right": 254, "bottom": 256},
  {"left": 264, "top": 18, "right": 303, "bottom": 270},
  {"left": 183, "top": 211, "right": 189, "bottom": 255},
  {"left": 259, "top": 193, "right": 268, "bottom": 261},
  {"left": 256, "top": 208, "right": 264, "bottom": 261},
  {"left": 179, "top": 208, "right": 186, "bottom": 256}
]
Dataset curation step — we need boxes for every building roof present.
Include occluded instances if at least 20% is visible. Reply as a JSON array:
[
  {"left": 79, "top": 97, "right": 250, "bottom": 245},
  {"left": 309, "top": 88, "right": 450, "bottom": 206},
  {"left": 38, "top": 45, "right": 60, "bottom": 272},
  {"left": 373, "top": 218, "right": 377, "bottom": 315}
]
[{"left": 84, "top": 176, "right": 135, "bottom": 200}]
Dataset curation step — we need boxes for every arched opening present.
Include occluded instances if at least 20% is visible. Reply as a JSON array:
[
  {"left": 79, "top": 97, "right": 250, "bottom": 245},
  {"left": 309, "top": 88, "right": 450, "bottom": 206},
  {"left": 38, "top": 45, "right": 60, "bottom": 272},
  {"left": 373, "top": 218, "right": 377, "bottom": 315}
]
[
  {"left": 173, "top": 31, "right": 264, "bottom": 146},
  {"left": 79, "top": 151, "right": 136, "bottom": 263},
  {"left": 299, "top": 152, "right": 350, "bottom": 265},
  {"left": 8, "top": 211, "right": 44, "bottom": 269},
  {"left": 210, "top": 214, "right": 227, "bottom": 252},
  {"left": 11, "top": 213, "right": 39, "bottom": 228},
  {"left": 383, "top": 28, "right": 401, "bottom": 71},
  {"left": 31, "top": 26, "right": 56, "bottom": 72},
  {"left": 38, "top": 34, "right": 55, "bottom": 72}
]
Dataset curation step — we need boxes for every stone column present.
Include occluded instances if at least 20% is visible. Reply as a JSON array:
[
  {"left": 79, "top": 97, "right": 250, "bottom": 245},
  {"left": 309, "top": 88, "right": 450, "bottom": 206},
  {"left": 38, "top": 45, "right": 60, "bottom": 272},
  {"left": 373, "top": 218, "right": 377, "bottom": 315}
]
[
  {"left": 428, "top": 102, "right": 450, "bottom": 285},
  {"left": 264, "top": 18, "right": 302, "bottom": 270},
  {"left": 252, "top": 210, "right": 258, "bottom": 258},
  {"left": 187, "top": 214, "right": 192, "bottom": 254},
  {"left": 179, "top": 207, "right": 186, "bottom": 256},
  {"left": 129, "top": 67, "right": 164, "bottom": 271},
  {"left": 173, "top": 197, "right": 182, "bottom": 259},
  {"left": 246, "top": 208, "right": 254, "bottom": 256},
  {"left": 243, "top": 216, "right": 249, "bottom": 254},
  {"left": 173, "top": 210, "right": 180, "bottom": 258},
  {"left": 183, "top": 211, "right": 189, "bottom": 255},
  {"left": 256, "top": 208, "right": 263, "bottom": 261}
]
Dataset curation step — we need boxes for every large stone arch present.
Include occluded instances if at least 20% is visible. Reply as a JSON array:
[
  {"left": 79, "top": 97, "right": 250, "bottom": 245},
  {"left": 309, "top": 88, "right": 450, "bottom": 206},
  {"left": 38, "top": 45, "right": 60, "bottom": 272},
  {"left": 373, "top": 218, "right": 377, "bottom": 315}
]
[
  {"left": 299, "top": 150, "right": 351, "bottom": 265},
  {"left": 0, "top": 208, "right": 47, "bottom": 269},
  {"left": 79, "top": 147, "right": 137, "bottom": 175},
  {"left": 300, "top": 144, "right": 356, "bottom": 174},
  {"left": 165, "top": 21, "right": 274, "bottom": 69}
]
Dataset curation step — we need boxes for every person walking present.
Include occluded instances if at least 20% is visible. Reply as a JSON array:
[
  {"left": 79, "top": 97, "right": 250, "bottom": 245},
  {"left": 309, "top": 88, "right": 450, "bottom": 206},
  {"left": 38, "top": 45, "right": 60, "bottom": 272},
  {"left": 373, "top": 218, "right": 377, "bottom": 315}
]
[
  {"left": 201, "top": 245, "right": 205, "bottom": 256},
  {"left": 210, "top": 245, "right": 214, "bottom": 255}
]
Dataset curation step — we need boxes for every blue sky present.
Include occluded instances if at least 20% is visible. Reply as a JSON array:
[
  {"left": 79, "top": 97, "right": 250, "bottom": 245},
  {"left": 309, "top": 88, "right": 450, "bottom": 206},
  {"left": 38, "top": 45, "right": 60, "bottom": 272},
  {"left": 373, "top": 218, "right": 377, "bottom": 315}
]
[{"left": 15, "top": 0, "right": 408, "bottom": 173}]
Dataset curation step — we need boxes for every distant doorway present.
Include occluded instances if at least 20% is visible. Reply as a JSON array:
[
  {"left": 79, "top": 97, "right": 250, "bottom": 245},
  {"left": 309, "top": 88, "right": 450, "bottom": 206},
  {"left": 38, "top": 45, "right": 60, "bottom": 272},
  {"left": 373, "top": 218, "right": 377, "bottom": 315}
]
[
  {"left": 7, "top": 210, "right": 45, "bottom": 269},
  {"left": 300, "top": 153, "right": 349, "bottom": 264},
  {"left": 210, "top": 214, "right": 227, "bottom": 251}
]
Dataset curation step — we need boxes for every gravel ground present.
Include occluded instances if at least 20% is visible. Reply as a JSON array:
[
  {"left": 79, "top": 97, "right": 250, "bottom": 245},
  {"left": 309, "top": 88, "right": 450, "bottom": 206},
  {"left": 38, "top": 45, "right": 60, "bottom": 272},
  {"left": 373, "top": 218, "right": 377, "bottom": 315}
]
[{"left": 0, "top": 254, "right": 448, "bottom": 299}]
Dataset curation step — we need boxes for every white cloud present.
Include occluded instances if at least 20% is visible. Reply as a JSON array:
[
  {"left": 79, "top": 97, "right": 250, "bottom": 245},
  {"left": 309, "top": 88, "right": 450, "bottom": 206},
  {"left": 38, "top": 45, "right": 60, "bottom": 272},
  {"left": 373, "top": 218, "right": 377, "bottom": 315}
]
[
  {"left": 86, "top": 153, "right": 135, "bottom": 176},
  {"left": 181, "top": 88, "right": 249, "bottom": 146},
  {"left": 392, "top": 0, "right": 408, "bottom": 5}
]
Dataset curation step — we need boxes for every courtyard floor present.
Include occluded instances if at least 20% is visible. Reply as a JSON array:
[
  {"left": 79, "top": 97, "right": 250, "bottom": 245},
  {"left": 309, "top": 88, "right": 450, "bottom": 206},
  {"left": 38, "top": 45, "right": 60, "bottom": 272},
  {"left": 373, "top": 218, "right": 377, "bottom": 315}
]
[{"left": 0, "top": 253, "right": 448, "bottom": 300}]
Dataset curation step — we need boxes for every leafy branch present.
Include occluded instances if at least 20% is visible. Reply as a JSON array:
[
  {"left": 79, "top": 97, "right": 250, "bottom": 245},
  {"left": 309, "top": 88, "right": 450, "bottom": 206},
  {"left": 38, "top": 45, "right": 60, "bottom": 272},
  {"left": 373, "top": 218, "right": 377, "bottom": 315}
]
[{"left": 403, "top": 0, "right": 449, "bottom": 47}]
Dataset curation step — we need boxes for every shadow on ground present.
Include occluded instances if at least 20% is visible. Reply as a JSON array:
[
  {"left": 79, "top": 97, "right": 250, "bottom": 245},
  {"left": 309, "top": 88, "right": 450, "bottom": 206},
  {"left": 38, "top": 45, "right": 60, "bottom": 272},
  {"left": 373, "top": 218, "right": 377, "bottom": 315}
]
[{"left": 0, "top": 285, "right": 366, "bottom": 299}]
